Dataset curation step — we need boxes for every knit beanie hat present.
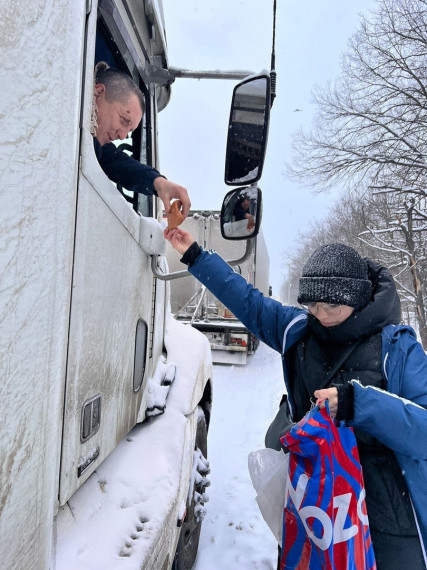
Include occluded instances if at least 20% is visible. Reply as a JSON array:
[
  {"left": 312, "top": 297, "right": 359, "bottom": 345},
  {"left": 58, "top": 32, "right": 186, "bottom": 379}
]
[{"left": 297, "top": 244, "right": 372, "bottom": 310}]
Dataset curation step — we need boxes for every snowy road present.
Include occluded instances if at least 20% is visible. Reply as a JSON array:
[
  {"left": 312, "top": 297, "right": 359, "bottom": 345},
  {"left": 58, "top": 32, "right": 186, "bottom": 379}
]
[{"left": 193, "top": 342, "right": 285, "bottom": 570}]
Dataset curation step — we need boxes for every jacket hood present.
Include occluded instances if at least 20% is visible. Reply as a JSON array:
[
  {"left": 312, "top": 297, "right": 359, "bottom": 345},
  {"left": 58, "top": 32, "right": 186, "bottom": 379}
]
[{"left": 308, "top": 258, "right": 401, "bottom": 344}]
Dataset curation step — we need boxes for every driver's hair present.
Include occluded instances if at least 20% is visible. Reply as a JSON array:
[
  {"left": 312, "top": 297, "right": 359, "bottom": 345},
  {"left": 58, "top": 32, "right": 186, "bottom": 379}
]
[{"left": 95, "top": 61, "right": 145, "bottom": 113}]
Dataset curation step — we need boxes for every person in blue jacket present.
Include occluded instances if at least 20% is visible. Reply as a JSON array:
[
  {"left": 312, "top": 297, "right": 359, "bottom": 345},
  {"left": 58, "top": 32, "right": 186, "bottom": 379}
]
[
  {"left": 92, "top": 62, "right": 191, "bottom": 218},
  {"left": 165, "top": 227, "right": 427, "bottom": 570}
]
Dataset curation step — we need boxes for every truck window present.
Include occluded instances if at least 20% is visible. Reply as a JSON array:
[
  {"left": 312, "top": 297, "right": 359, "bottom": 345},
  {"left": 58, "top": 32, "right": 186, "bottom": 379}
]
[{"left": 94, "top": 15, "right": 153, "bottom": 218}]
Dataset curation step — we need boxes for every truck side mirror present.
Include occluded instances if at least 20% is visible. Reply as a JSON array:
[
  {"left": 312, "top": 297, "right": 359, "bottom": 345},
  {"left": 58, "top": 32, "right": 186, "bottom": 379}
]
[
  {"left": 224, "top": 73, "right": 270, "bottom": 186},
  {"left": 220, "top": 186, "right": 262, "bottom": 240}
]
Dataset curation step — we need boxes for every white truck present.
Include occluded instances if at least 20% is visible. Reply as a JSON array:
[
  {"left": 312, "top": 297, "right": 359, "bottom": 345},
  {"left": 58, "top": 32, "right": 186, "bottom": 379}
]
[
  {"left": 165, "top": 211, "right": 271, "bottom": 365},
  {"left": 1, "top": 2, "right": 224, "bottom": 569},
  {"left": 1, "top": 0, "right": 273, "bottom": 567}
]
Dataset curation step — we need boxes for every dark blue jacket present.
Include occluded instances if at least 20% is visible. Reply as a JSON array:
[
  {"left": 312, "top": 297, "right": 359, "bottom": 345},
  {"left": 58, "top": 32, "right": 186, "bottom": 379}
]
[
  {"left": 233, "top": 203, "right": 250, "bottom": 221},
  {"left": 189, "top": 248, "right": 427, "bottom": 549},
  {"left": 94, "top": 139, "right": 161, "bottom": 195}
]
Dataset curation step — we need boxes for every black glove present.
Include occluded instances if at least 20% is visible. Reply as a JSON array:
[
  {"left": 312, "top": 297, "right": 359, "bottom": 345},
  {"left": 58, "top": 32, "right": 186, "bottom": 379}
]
[
  {"left": 180, "top": 241, "right": 202, "bottom": 267},
  {"left": 333, "top": 382, "right": 355, "bottom": 421}
]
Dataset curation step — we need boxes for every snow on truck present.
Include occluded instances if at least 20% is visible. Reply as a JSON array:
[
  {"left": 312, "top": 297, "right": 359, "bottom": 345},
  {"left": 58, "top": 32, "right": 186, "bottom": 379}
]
[
  {"left": 1, "top": 0, "right": 273, "bottom": 568},
  {"left": 165, "top": 211, "right": 271, "bottom": 365}
]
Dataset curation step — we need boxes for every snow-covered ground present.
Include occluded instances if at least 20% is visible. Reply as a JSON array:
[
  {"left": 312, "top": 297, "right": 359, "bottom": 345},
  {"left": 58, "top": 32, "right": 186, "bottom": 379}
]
[{"left": 193, "top": 342, "right": 284, "bottom": 570}]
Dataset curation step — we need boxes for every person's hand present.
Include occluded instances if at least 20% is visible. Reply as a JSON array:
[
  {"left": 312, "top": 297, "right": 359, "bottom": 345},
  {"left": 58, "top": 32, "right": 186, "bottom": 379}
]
[
  {"left": 314, "top": 387, "right": 338, "bottom": 417},
  {"left": 246, "top": 214, "right": 255, "bottom": 231},
  {"left": 154, "top": 178, "right": 191, "bottom": 218},
  {"left": 164, "top": 228, "right": 196, "bottom": 255}
]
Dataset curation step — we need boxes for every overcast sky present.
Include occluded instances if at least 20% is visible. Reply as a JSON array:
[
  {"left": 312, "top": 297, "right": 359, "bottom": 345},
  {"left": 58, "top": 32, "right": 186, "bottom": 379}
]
[{"left": 158, "top": 0, "right": 378, "bottom": 296}]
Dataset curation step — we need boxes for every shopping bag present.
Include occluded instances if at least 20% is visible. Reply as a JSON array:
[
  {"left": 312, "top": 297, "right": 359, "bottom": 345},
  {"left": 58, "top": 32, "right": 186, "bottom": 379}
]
[
  {"left": 248, "top": 448, "right": 289, "bottom": 543},
  {"left": 280, "top": 404, "right": 376, "bottom": 570}
]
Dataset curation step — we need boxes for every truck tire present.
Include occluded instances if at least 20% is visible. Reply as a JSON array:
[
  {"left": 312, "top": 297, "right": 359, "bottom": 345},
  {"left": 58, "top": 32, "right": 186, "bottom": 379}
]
[{"left": 172, "top": 408, "right": 208, "bottom": 570}]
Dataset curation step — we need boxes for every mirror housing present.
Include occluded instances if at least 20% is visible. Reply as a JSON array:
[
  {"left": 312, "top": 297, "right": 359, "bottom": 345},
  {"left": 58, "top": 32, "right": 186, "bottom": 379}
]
[
  {"left": 224, "top": 73, "right": 271, "bottom": 186},
  {"left": 220, "top": 186, "right": 262, "bottom": 240}
]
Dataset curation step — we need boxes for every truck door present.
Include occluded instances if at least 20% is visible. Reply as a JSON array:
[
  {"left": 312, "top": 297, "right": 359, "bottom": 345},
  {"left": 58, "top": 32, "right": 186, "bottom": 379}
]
[{"left": 59, "top": 1, "right": 164, "bottom": 504}]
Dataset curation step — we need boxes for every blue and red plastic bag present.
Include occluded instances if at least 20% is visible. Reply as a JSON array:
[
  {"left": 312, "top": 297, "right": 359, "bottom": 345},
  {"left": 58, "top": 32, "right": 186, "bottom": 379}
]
[{"left": 280, "top": 404, "right": 376, "bottom": 570}]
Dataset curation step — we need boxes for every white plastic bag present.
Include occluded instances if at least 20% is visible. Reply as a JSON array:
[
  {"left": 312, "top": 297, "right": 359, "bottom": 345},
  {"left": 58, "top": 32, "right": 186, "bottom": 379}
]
[{"left": 248, "top": 448, "right": 289, "bottom": 544}]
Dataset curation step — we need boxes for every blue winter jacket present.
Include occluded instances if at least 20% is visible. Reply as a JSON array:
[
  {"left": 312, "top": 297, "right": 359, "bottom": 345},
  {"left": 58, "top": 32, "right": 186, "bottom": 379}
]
[{"left": 189, "top": 249, "right": 427, "bottom": 550}]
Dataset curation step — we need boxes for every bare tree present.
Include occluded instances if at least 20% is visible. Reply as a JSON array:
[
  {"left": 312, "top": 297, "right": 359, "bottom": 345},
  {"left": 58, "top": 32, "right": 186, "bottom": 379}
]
[
  {"left": 288, "top": 0, "right": 427, "bottom": 195},
  {"left": 286, "top": 0, "right": 427, "bottom": 345},
  {"left": 359, "top": 195, "right": 427, "bottom": 345}
]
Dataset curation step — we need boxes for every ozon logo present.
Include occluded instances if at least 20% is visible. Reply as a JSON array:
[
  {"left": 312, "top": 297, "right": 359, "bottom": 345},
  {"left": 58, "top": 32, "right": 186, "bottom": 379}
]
[{"left": 285, "top": 473, "right": 369, "bottom": 551}]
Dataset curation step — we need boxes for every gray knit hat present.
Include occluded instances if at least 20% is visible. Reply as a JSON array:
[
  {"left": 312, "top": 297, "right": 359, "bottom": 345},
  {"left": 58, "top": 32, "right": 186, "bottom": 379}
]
[{"left": 297, "top": 244, "right": 372, "bottom": 309}]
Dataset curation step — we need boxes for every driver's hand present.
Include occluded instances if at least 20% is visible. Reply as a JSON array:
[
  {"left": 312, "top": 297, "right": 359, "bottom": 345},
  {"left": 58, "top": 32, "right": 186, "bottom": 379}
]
[{"left": 154, "top": 178, "right": 191, "bottom": 218}]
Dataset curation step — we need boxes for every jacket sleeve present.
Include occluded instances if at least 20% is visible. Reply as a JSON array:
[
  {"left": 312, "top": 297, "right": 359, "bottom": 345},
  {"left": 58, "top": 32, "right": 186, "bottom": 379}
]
[
  {"left": 188, "top": 249, "right": 305, "bottom": 354},
  {"left": 351, "top": 331, "right": 427, "bottom": 459},
  {"left": 97, "top": 143, "right": 162, "bottom": 195}
]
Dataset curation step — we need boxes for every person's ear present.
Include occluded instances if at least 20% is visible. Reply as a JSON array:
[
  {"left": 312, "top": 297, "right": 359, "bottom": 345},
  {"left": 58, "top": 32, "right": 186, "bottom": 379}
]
[{"left": 94, "top": 83, "right": 106, "bottom": 98}]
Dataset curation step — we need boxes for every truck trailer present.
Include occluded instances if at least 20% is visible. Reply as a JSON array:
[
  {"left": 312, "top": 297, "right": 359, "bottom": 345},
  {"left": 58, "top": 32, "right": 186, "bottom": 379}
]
[{"left": 165, "top": 211, "right": 271, "bottom": 365}]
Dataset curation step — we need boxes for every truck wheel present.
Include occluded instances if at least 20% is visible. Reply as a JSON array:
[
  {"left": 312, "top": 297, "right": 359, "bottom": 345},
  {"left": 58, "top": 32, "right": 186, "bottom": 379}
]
[{"left": 172, "top": 408, "right": 209, "bottom": 570}]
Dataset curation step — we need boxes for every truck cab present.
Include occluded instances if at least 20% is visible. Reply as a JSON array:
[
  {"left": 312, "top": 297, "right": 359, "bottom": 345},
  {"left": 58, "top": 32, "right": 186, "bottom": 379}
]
[{"left": 1, "top": 1, "right": 212, "bottom": 568}]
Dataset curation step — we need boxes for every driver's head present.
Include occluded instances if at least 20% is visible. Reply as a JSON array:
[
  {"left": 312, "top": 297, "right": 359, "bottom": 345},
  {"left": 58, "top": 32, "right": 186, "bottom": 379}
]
[{"left": 93, "top": 62, "right": 144, "bottom": 145}]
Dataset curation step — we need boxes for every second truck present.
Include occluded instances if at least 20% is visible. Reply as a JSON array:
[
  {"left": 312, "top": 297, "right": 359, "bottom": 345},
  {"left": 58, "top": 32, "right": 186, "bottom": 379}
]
[{"left": 165, "top": 210, "right": 271, "bottom": 365}]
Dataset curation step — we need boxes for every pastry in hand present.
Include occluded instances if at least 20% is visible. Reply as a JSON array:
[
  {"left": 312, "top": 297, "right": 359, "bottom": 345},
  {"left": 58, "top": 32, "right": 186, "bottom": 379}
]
[{"left": 167, "top": 200, "right": 185, "bottom": 229}]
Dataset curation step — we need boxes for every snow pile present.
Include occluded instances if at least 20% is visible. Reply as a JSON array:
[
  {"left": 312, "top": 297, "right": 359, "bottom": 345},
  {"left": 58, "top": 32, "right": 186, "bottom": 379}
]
[
  {"left": 145, "top": 361, "right": 176, "bottom": 417},
  {"left": 56, "top": 316, "right": 212, "bottom": 570},
  {"left": 56, "top": 400, "right": 189, "bottom": 569}
]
